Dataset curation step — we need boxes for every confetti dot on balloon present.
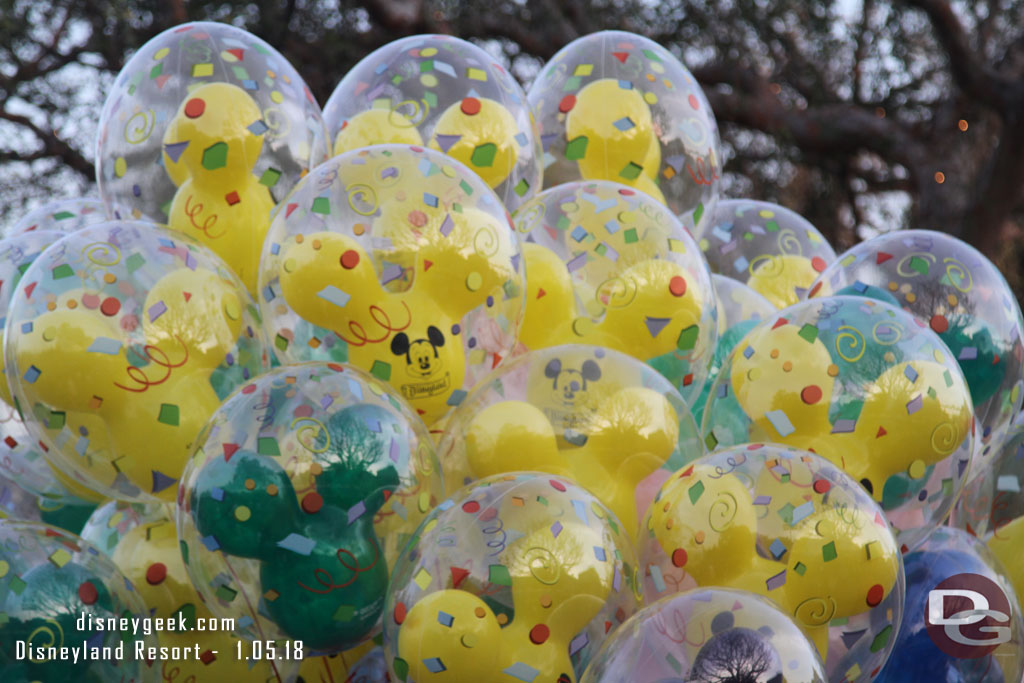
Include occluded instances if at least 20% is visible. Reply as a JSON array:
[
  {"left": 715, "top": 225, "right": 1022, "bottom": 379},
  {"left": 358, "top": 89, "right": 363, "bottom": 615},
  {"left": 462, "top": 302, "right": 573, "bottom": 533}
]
[
  {"left": 559, "top": 95, "right": 576, "bottom": 113},
  {"left": 340, "top": 249, "right": 360, "bottom": 269},
  {"left": 669, "top": 276, "right": 687, "bottom": 297},
  {"left": 530, "top": 623, "right": 550, "bottom": 644},
  {"left": 907, "top": 460, "right": 926, "bottom": 479},
  {"left": 301, "top": 492, "right": 323, "bottom": 514},
  {"left": 813, "top": 479, "right": 831, "bottom": 494},
  {"left": 801, "top": 385, "right": 823, "bottom": 404},
  {"left": 929, "top": 315, "right": 948, "bottom": 334},
  {"left": 462, "top": 500, "right": 481, "bottom": 514},
  {"left": 184, "top": 98, "right": 206, "bottom": 118},
  {"left": 394, "top": 602, "right": 407, "bottom": 625},
  {"left": 100, "top": 297, "right": 121, "bottom": 316},
  {"left": 460, "top": 97, "right": 482, "bottom": 116},
  {"left": 146, "top": 562, "right": 168, "bottom": 585},
  {"left": 78, "top": 581, "right": 99, "bottom": 605},
  {"left": 671, "top": 548, "right": 687, "bottom": 567},
  {"left": 866, "top": 583, "right": 884, "bottom": 607}
]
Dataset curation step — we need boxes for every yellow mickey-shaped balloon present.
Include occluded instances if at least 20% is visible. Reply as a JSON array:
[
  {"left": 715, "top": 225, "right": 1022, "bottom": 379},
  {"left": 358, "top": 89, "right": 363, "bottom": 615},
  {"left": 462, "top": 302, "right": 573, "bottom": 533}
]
[
  {"left": 521, "top": 257, "right": 703, "bottom": 362},
  {"left": 566, "top": 79, "right": 656, "bottom": 188},
  {"left": 163, "top": 82, "right": 275, "bottom": 292},
  {"left": 278, "top": 222, "right": 512, "bottom": 424},
  {"left": 429, "top": 97, "right": 520, "bottom": 189},
  {"left": 465, "top": 385, "right": 678, "bottom": 536},
  {"left": 334, "top": 107, "right": 424, "bottom": 156},
  {"left": 724, "top": 303, "right": 973, "bottom": 514},
  {"left": 392, "top": 474, "right": 636, "bottom": 682},
  {"left": 13, "top": 266, "right": 249, "bottom": 501},
  {"left": 642, "top": 446, "right": 901, "bottom": 666}
]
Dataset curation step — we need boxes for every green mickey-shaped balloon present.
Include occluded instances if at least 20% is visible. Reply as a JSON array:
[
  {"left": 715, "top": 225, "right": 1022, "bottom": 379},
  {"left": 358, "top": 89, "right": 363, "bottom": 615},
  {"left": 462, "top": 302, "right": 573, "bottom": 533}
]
[{"left": 190, "top": 403, "right": 402, "bottom": 652}]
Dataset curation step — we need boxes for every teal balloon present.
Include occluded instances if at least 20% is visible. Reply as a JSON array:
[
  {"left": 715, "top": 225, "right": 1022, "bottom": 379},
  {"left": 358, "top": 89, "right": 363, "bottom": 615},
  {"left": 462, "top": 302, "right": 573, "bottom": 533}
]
[
  {"left": 940, "top": 314, "right": 1003, "bottom": 411},
  {"left": 37, "top": 500, "right": 97, "bottom": 535},
  {"left": 0, "top": 562, "right": 124, "bottom": 682},
  {"left": 190, "top": 402, "right": 402, "bottom": 652}
]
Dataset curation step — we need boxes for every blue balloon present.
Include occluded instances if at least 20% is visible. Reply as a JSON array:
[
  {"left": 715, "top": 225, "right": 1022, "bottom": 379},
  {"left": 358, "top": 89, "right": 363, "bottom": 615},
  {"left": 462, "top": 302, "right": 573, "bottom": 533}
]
[{"left": 875, "top": 536, "right": 1008, "bottom": 683}]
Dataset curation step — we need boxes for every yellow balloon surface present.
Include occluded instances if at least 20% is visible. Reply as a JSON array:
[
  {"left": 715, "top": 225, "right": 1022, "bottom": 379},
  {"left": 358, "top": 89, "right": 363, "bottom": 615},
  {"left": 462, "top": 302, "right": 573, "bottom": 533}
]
[
  {"left": 566, "top": 79, "right": 656, "bottom": 188},
  {"left": 429, "top": 97, "right": 520, "bottom": 189},
  {"left": 163, "top": 82, "right": 274, "bottom": 292},
  {"left": 645, "top": 456, "right": 900, "bottom": 661},
  {"left": 333, "top": 107, "right": 424, "bottom": 156}
]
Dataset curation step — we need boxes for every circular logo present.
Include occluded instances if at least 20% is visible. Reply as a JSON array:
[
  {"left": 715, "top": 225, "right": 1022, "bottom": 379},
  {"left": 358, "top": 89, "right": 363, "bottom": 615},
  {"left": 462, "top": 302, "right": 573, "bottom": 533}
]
[{"left": 925, "top": 572, "right": 1013, "bottom": 658}]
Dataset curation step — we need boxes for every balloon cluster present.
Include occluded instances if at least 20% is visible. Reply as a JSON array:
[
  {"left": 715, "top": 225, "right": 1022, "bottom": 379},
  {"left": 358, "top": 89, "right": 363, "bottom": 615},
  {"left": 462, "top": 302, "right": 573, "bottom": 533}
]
[{"left": 0, "top": 20, "right": 1021, "bottom": 683}]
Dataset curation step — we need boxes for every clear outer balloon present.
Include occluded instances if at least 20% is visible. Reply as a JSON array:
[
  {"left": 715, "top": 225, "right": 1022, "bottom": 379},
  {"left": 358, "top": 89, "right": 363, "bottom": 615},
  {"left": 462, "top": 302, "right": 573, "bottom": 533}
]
[
  {"left": 95, "top": 21, "right": 330, "bottom": 292},
  {"left": 95, "top": 506, "right": 300, "bottom": 682},
  {"left": 0, "top": 231, "right": 107, "bottom": 504},
  {"left": 701, "top": 296, "right": 975, "bottom": 551},
  {"left": 581, "top": 587, "right": 827, "bottom": 683},
  {"left": 383, "top": 472, "right": 642, "bottom": 682},
  {"left": 638, "top": 444, "right": 904, "bottom": 683},
  {"left": 438, "top": 344, "right": 702, "bottom": 538},
  {"left": 259, "top": 145, "right": 524, "bottom": 427},
  {"left": 79, "top": 499, "right": 166, "bottom": 555},
  {"left": 512, "top": 180, "right": 716, "bottom": 403},
  {"left": 3, "top": 197, "right": 144, "bottom": 237},
  {"left": 691, "top": 274, "right": 776, "bottom": 427},
  {"left": 177, "top": 362, "right": 444, "bottom": 655},
  {"left": 3, "top": 221, "right": 272, "bottom": 502},
  {"left": 323, "top": 35, "right": 543, "bottom": 211},
  {"left": 0, "top": 472, "right": 95, "bottom": 534},
  {"left": 809, "top": 230, "right": 1024, "bottom": 472},
  {"left": 698, "top": 199, "right": 836, "bottom": 308},
  {"left": 875, "top": 526, "right": 1023, "bottom": 683},
  {"left": 0, "top": 520, "right": 154, "bottom": 681},
  {"left": 527, "top": 30, "right": 721, "bottom": 233},
  {"left": 953, "top": 415, "right": 1024, "bottom": 539},
  {"left": 952, "top": 415, "right": 1024, "bottom": 606}
]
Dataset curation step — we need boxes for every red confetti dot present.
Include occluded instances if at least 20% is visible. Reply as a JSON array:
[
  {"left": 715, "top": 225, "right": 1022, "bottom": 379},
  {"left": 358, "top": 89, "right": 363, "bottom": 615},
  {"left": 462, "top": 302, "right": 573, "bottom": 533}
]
[
  {"left": 82, "top": 293, "right": 100, "bottom": 309},
  {"left": 866, "top": 583, "right": 885, "bottom": 607},
  {"left": 462, "top": 500, "right": 481, "bottom": 514},
  {"left": 394, "top": 602, "right": 407, "bottom": 624},
  {"left": 930, "top": 314, "right": 949, "bottom": 334},
  {"left": 184, "top": 98, "right": 206, "bottom": 118},
  {"left": 479, "top": 507, "right": 498, "bottom": 522},
  {"left": 241, "top": 384, "right": 257, "bottom": 394},
  {"left": 669, "top": 276, "right": 687, "bottom": 297},
  {"left": 688, "top": 94, "right": 700, "bottom": 110},
  {"left": 529, "top": 624, "right": 550, "bottom": 644},
  {"left": 811, "top": 256, "right": 827, "bottom": 272},
  {"left": 302, "top": 492, "right": 324, "bottom": 514},
  {"left": 549, "top": 479, "right": 566, "bottom": 492},
  {"left": 813, "top": 479, "right": 831, "bottom": 494},
  {"left": 460, "top": 97, "right": 481, "bottom": 116},
  {"left": 671, "top": 548, "right": 687, "bottom": 567},
  {"left": 199, "top": 650, "right": 216, "bottom": 665},
  {"left": 340, "top": 250, "right": 360, "bottom": 269},
  {"left": 808, "top": 281, "right": 823, "bottom": 298},
  {"left": 100, "top": 297, "right": 120, "bottom": 317},
  {"left": 78, "top": 581, "right": 99, "bottom": 605},
  {"left": 801, "top": 385, "right": 823, "bottom": 404},
  {"left": 558, "top": 95, "right": 577, "bottom": 113},
  {"left": 146, "top": 563, "right": 167, "bottom": 585}
]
